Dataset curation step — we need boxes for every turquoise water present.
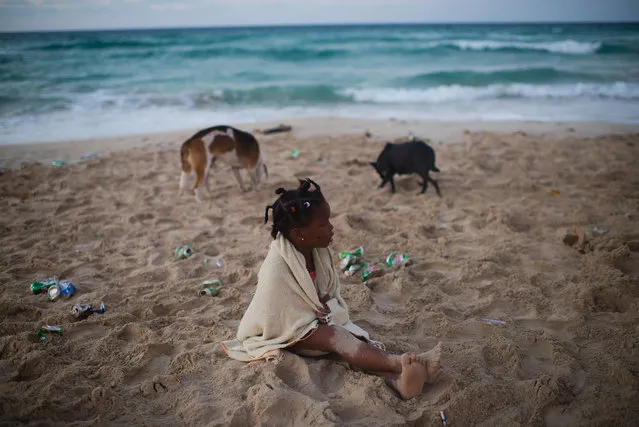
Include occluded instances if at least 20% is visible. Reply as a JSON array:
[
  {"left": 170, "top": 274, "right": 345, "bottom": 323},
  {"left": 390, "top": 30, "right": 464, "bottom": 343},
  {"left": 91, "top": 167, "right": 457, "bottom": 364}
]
[{"left": 1, "top": 23, "right": 638, "bottom": 144}]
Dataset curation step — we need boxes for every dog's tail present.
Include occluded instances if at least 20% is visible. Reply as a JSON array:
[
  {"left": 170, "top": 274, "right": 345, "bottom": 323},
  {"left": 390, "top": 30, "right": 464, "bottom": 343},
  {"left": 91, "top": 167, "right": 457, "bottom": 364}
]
[{"left": 180, "top": 141, "right": 192, "bottom": 173}]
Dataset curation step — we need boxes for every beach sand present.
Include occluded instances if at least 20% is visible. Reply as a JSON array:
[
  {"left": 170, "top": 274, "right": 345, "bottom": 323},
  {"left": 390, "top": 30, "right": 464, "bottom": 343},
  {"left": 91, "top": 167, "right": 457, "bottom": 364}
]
[{"left": 1, "top": 118, "right": 638, "bottom": 426}]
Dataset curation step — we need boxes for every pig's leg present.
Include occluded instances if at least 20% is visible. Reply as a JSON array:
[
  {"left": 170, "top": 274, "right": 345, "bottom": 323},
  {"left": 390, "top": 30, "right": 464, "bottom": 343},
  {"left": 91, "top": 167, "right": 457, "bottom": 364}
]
[
  {"left": 419, "top": 173, "right": 429, "bottom": 194},
  {"left": 428, "top": 174, "right": 442, "bottom": 197}
]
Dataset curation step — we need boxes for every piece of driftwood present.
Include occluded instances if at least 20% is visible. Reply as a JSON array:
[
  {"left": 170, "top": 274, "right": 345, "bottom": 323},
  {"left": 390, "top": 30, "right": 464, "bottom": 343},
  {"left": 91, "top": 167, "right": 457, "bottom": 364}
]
[{"left": 260, "top": 124, "right": 292, "bottom": 135}]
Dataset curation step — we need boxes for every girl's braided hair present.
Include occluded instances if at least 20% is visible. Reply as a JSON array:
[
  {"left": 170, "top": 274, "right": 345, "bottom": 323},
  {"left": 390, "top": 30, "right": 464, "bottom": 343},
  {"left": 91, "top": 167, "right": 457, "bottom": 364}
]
[{"left": 264, "top": 178, "right": 326, "bottom": 239}]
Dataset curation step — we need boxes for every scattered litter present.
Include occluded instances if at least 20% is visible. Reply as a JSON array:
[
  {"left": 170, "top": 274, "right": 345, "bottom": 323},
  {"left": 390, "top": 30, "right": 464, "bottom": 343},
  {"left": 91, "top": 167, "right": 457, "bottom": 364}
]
[
  {"left": 625, "top": 212, "right": 633, "bottom": 219},
  {"left": 30, "top": 277, "right": 58, "bottom": 295},
  {"left": 200, "top": 279, "right": 222, "bottom": 296},
  {"left": 48, "top": 280, "right": 76, "bottom": 301},
  {"left": 216, "top": 258, "right": 223, "bottom": 268},
  {"left": 480, "top": 318, "right": 506, "bottom": 326},
  {"left": 200, "top": 287, "right": 219, "bottom": 297},
  {"left": 175, "top": 245, "right": 193, "bottom": 259},
  {"left": 361, "top": 264, "right": 382, "bottom": 283},
  {"left": 72, "top": 302, "right": 105, "bottom": 319},
  {"left": 289, "top": 150, "right": 300, "bottom": 159},
  {"left": 385, "top": 252, "right": 412, "bottom": 267},
  {"left": 204, "top": 258, "right": 209, "bottom": 264},
  {"left": 315, "top": 156, "right": 327, "bottom": 163},
  {"left": 261, "top": 124, "right": 292, "bottom": 135},
  {"left": 440, "top": 410, "right": 447, "bottom": 425},
  {"left": 51, "top": 160, "right": 65, "bottom": 167},
  {"left": 344, "top": 262, "right": 366, "bottom": 277},
  {"left": 339, "top": 247, "right": 365, "bottom": 276},
  {"left": 174, "top": 375, "right": 182, "bottom": 385},
  {"left": 408, "top": 132, "right": 416, "bottom": 141},
  {"left": 592, "top": 227, "right": 608, "bottom": 236},
  {"left": 339, "top": 247, "right": 364, "bottom": 269},
  {"left": 81, "top": 152, "right": 99, "bottom": 159},
  {"left": 550, "top": 189, "right": 560, "bottom": 196},
  {"left": 38, "top": 325, "right": 62, "bottom": 343}
]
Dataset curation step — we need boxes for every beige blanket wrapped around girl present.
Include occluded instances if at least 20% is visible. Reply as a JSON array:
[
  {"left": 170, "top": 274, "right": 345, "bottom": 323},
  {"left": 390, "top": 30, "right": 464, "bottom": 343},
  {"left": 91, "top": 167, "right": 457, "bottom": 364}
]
[{"left": 221, "top": 234, "right": 369, "bottom": 361}]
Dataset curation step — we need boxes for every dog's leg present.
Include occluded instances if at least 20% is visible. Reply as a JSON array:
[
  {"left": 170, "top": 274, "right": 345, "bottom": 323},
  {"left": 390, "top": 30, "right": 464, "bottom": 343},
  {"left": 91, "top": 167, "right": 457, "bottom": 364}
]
[
  {"left": 232, "top": 167, "right": 247, "bottom": 192},
  {"left": 193, "top": 162, "right": 206, "bottom": 203},
  {"left": 178, "top": 171, "right": 189, "bottom": 196},
  {"left": 204, "top": 172, "right": 213, "bottom": 195},
  {"left": 428, "top": 175, "right": 442, "bottom": 197},
  {"left": 389, "top": 175, "right": 396, "bottom": 194},
  {"left": 249, "top": 167, "right": 260, "bottom": 191},
  {"left": 203, "top": 158, "right": 214, "bottom": 195}
]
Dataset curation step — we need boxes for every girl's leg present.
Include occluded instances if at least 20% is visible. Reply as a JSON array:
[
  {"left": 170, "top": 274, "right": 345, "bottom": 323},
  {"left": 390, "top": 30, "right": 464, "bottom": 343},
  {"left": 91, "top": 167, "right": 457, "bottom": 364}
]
[{"left": 289, "top": 324, "right": 442, "bottom": 399}]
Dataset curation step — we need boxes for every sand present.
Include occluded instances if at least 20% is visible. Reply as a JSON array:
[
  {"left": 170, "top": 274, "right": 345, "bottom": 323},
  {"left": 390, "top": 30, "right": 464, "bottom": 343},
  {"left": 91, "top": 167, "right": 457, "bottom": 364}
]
[{"left": 1, "top": 118, "right": 638, "bottom": 426}]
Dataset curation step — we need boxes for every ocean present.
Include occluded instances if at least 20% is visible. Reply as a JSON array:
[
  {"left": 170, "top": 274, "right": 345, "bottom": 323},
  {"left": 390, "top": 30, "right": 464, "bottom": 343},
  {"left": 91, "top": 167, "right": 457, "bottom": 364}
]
[{"left": 1, "top": 23, "right": 638, "bottom": 144}]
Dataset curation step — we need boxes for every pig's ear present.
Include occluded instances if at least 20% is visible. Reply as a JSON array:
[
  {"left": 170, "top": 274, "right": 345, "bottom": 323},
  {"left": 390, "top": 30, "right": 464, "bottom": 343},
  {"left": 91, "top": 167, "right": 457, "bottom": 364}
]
[{"left": 382, "top": 142, "right": 393, "bottom": 152}]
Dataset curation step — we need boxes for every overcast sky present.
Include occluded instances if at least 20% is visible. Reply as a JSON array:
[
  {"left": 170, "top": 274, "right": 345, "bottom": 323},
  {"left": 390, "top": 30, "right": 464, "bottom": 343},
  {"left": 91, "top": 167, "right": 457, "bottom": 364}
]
[{"left": 1, "top": 0, "right": 638, "bottom": 32}]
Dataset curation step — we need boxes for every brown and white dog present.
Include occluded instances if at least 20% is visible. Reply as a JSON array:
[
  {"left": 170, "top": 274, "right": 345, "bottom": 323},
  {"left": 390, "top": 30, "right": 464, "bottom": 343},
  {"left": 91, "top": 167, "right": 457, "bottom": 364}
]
[{"left": 178, "top": 125, "right": 268, "bottom": 202}]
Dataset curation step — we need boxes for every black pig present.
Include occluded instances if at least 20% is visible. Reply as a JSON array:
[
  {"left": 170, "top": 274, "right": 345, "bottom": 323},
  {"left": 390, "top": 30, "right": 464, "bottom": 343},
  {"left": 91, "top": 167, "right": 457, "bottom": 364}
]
[{"left": 370, "top": 140, "right": 441, "bottom": 195}]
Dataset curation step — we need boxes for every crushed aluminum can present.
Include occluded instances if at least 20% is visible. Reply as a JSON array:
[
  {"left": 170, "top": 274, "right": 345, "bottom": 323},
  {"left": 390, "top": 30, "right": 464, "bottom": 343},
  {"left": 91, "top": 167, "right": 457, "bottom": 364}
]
[
  {"left": 216, "top": 258, "right": 223, "bottom": 268},
  {"left": 361, "top": 264, "right": 383, "bottom": 283},
  {"left": 48, "top": 285, "right": 61, "bottom": 301},
  {"left": 38, "top": 325, "right": 62, "bottom": 343},
  {"left": 51, "top": 160, "right": 65, "bottom": 167},
  {"left": 199, "top": 287, "right": 219, "bottom": 297},
  {"left": 386, "top": 252, "right": 412, "bottom": 267},
  {"left": 175, "top": 245, "right": 193, "bottom": 259},
  {"left": 338, "top": 247, "right": 364, "bottom": 273},
  {"left": 58, "top": 281, "right": 76, "bottom": 298},
  {"left": 30, "top": 277, "right": 58, "bottom": 295},
  {"left": 340, "top": 255, "right": 358, "bottom": 271},
  {"left": 289, "top": 150, "right": 300, "bottom": 159},
  {"left": 48, "top": 280, "right": 76, "bottom": 301},
  {"left": 339, "top": 247, "right": 364, "bottom": 260},
  {"left": 344, "top": 262, "right": 366, "bottom": 277},
  {"left": 200, "top": 279, "right": 222, "bottom": 296},
  {"left": 72, "top": 302, "right": 105, "bottom": 319}
]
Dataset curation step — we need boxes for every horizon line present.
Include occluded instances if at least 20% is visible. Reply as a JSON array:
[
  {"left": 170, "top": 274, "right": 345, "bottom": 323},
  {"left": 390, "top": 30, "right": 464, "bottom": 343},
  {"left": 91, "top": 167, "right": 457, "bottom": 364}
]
[{"left": 1, "top": 20, "right": 638, "bottom": 34}]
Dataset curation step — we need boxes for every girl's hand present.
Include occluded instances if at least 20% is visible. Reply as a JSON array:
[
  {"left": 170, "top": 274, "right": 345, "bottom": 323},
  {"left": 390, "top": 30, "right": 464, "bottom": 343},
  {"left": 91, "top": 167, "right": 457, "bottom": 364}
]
[{"left": 314, "top": 303, "right": 332, "bottom": 324}]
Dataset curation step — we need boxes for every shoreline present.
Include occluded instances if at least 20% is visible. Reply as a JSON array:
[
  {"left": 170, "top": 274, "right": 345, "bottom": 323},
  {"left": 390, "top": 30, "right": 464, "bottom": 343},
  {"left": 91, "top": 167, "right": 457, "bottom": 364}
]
[{"left": 1, "top": 117, "right": 638, "bottom": 170}]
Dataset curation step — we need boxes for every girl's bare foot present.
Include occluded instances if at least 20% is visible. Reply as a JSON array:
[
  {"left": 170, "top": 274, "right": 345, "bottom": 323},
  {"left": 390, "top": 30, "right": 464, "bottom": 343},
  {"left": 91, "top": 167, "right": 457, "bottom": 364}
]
[
  {"left": 391, "top": 353, "right": 429, "bottom": 400},
  {"left": 416, "top": 342, "right": 443, "bottom": 377}
]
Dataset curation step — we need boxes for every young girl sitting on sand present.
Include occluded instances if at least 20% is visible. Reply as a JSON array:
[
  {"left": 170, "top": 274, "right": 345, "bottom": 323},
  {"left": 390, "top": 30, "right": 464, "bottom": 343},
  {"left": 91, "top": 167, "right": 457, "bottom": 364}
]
[{"left": 221, "top": 179, "right": 442, "bottom": 399}]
